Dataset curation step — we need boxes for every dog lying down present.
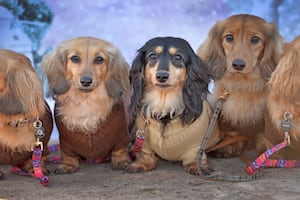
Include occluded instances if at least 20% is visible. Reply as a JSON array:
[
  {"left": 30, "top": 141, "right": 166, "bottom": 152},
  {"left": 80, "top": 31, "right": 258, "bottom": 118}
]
[
  {"left": 127, "top": 37, "right": 220, "bottom": 175},
  {"left": 197, "top": 14, "right": 284, "bottom": 158},
  {"left": 42, "top": 36, "right": 132, "bottom": 174},
  {"left": 0, "top": 49, "right": 53, "bottom": 179},
  {"left": 256, "top": 35, "right": 300, "bottom": 160}
]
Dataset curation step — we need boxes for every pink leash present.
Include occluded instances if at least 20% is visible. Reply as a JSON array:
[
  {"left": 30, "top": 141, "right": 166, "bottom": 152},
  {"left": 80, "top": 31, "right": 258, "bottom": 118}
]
[{"left": 245, "top": 112, "right": 300, "bottom": 175}]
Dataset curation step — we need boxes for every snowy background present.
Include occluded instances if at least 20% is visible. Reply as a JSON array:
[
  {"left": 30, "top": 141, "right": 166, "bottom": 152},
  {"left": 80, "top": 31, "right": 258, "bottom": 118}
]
[{"left": 0, "top": 0, "right": 300, "bottom": 140}]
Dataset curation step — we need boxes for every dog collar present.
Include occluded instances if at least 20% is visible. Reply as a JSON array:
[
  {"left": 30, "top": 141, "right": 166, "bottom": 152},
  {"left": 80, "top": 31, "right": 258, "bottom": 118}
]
[{"left": 8, "top": 117, "right": 39, "bottom": 127}]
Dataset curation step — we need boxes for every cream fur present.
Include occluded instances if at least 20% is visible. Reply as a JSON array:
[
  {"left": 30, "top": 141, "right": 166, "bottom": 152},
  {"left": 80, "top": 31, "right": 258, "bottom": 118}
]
[{"left": 137, "top": 101, "right": 219, "bottom": 166}]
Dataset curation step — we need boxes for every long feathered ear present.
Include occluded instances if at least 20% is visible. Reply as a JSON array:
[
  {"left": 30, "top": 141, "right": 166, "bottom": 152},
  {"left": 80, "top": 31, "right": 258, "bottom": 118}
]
[
  {"left": 259, "top": 23, "right": 284, "bottom": 80},
  {"left": 182, "top": 53, "right": 211, "bottom": 124},
  {"left": 197, "top": 21, "right": 227, "bottom": 80},
  {"left": 105, "top": 45, "right": 130, "bottom": 101},
  {"left": 41, "top": 47, "right": 70, "bottom": 96},
  {"left": 129, "top": 50, "right": 146, "bottom": 120},
  {"left": 268, "top": 42, "right": 300, "bottom": 98},
  {"left": 0, "top": 57, "right": 44, "bottom": 116}
]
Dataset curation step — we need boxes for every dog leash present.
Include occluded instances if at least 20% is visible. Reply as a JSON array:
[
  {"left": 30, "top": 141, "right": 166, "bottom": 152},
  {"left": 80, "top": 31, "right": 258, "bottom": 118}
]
[
  {"left": 11, "top": 118, "right": 49, "bottom": 186},
  {"left": 245, "top": 112, "right": 300, "bottom": 174},
  {"left": 130, "top": 118, "right": 149, "bottom": 158},
  {"left": 197, "top": 90, "right": 264, "bottom": 181}
]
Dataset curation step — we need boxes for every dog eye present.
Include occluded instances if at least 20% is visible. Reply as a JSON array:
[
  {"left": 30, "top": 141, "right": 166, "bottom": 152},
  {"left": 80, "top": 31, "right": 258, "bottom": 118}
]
[
  {"left": 94, "top": 56, "right": 104, "bottom": 64},
  {"left": 173, "top": 54, "right": 183, "bottom": 61},
  {"left": 251, "top": 36, "right": 260, "bottom": 44},
  {"left": 148, "top": 53, "right": 157, "bottom": 60},
  {"left": 225, "top": 34, "right": 234, "bottom": 42},
  {"left": 70, "top": 55, "right": 81, "bottom": 63}
]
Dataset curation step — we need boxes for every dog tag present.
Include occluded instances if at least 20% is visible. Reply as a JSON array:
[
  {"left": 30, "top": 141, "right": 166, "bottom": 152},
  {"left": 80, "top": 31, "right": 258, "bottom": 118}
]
[
  {"left": 35, "top": 127, "right": 45, "bottom": 138},
  {"left": 281, "top": 119, "right": 292, "bottom": 132}
]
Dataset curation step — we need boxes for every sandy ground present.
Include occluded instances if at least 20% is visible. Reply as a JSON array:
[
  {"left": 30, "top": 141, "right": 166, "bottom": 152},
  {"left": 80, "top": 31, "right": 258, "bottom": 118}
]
[{"left": 1, "top": 150, "right": 300, "bottom": 200}]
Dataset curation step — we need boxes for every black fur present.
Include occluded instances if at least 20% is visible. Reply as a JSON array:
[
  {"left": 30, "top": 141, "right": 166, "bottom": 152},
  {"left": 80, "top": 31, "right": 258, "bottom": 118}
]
[{"left": 130, "top": 37, "right": 212, "bottom": 124}]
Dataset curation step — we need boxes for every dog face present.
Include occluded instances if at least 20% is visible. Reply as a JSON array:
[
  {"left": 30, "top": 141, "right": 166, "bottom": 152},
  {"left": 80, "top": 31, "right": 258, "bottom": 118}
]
[
  {"left": 42, "top": 36, "right": 130, "bottom": 100},
  {"left": 42, "top": 37, "right": 130, "bottom": 132},
  {"left": 198, "top": 14, "right": 284, "bottom": 80},
  {"left": 0, "top": 49, "right": 44, "bottom": 119},
  {"left": 144, "top": 42, "right": 187, "bottom": 92},
  {"left": 130, "top": 37, "right": 211, "bottom": 124}
]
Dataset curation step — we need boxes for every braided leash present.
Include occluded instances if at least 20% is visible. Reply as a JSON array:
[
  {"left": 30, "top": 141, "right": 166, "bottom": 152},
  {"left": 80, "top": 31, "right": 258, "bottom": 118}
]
[
  {"left": 245, "top": 112, "right": 300, "bottom": 174},
  {"left": 130, "top": 119, "right": 148, "bottom": 159},
  {"left": 11, "top": 119, "right": 49, "bottom": 186},
  {"left": 197, "top": 90, "right": 264, "bottom": 181}
]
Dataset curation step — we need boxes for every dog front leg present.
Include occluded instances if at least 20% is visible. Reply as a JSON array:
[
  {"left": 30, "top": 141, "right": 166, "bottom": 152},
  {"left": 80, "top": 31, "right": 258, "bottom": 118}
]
[
  {"left": 126, "top": 151, "right": 158, "bottom": 173},
  {"left": 54, "top": 152, "right": 80, "bottom": 174}
]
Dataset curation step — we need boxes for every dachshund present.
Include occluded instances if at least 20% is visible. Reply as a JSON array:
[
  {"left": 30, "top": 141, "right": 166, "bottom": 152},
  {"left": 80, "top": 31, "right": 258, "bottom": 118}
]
[
  {"left": 197, "top": 14, "right": 284, "bottom": 158},
  {"left": 0, "top": 49, "right": 53, "bottom": 179},
  {"left": 127, "top": 37, "right": 220, "bottom": 175},
  {"left": 42, "top": 36, "right": 132, "bottom": 174},
  {"left": 256, "top": 35, "right": 300, "bottom": 159}
]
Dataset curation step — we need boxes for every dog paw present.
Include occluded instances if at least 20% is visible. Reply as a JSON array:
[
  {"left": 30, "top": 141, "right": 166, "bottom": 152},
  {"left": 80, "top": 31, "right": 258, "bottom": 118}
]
[
  {"left": 185, "top": 161, "right": 214, "bottom": 176},
  {"left": 210, "top": 143, "right": 244, "bottom": 158},
  {"left": 54, "top": 164, "right": 78, "bottom": 174},
  {"left": 112, "top": 159, "right": 131, "bottom": 170},
  {"left": 126, "top": 163, "right": 148, "bottom": 173}
]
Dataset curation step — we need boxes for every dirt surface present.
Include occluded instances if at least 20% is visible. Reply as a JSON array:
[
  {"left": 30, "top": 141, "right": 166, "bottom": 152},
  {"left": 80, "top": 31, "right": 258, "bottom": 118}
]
[{"left": 1, "top": 149, "right": 300, "bottom": 200}]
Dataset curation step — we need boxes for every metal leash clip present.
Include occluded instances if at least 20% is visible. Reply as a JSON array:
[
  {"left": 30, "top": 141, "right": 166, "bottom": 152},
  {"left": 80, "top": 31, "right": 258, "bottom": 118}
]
[{"left": 282, "top": 112, "right": 292, "bottom": 145}]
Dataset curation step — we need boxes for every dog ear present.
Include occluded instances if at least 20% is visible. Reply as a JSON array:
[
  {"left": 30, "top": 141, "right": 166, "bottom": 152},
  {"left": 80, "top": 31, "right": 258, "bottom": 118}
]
[
  {"left": 0, "top": 57, "right": 44, "bottom": 115},
  {"left": 182, "top": 53, "right": 211, "bottom": 124},
  {"left": 259, "top": 23, "right": 284, "bottom": 80},
  {"left": 41, "top": 48, "right": 70, "bottom": 96},
  {"left": 105, "top": 46, "right": 130, "bottom": 101},
  {"left": 269, "top": 44, "right": 299, "bottom": 98},
  {"left": 197, "top": 21, "right": 227, "bottom": 80},
  {"left": 129, "top": 50, "right": 146, "bottom": 120}
]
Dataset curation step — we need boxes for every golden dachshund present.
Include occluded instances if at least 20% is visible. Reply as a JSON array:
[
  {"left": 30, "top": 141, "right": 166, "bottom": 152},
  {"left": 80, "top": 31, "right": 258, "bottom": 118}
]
[
  {"left": 127, "top": 37, "right": 220, "bottom": 175},
  {"left": 0, "top": 49, "right": 53, "bottom": 179},
  {"left": 42, "top": 36, "right": 132, "bottom": 174},
  {"left": 256, "top": 36, "right": 300, "bottom": 159},
  {"left": 197, "top": 14, "right": 284, "bottom": 157}
]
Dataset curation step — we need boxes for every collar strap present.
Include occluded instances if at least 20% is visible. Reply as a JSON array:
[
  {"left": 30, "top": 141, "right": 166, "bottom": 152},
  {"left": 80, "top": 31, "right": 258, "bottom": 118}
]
[{"left": 8, "top": 117, "right": 39, "bottom": 127}]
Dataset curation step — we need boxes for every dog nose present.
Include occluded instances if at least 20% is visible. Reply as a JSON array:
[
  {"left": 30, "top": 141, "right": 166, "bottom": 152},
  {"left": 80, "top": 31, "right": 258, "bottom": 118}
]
[
  {"left": 80, "top": 76, "right": 93, "bottom": 87},
  {"left": 232, "top": 59, "right": 246, "bottom": 71},
  {"left": 156, "top": 71, "right": 169, "bottom": 83}
]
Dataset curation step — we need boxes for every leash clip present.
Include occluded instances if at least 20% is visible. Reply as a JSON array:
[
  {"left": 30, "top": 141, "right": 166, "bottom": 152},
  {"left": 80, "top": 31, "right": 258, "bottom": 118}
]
[
  {"left": 136, "top": 119, "right": 149, "bottom": 136},
  {"left": 284, "top": 132, "right": 291, "bottom": 145},
  {"left": 32, "top": 138, "right": 43, "bottom": 151}
]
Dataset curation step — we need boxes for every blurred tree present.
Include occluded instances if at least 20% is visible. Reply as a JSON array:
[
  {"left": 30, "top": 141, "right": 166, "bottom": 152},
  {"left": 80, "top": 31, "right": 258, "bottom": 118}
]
[{"left": 0, "top": 0, "right": 53, "bottom": 68}]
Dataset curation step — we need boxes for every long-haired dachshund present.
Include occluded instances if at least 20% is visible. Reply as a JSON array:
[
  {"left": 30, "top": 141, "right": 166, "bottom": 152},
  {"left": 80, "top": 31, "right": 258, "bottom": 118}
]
[
  {"left": 197, "top": 14, "right": 284, "bottom": 157},
  {"left": 42, "top": 36, "right": 132, "bottom": 174},
  {"left": 127, "top": 37, "right": 220, "bottom": 175},
  {"left": 256, "top": 36, "right": 300, "bottom": 159},
  {"left": 0, "top": 49, "right": 53, "bottom": 179}
]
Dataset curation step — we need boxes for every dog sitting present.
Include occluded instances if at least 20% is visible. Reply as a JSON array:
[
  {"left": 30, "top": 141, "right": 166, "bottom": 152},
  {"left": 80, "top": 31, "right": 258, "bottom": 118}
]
[
  {"left": 197, "top": 14, "right": 284, "bottom": 158},
  {"left": 0, "top": 49, "right": 53, "bottom": 179},
  {"left": 127, "top": 37, "right": 220, "bottom": 175},
  {"left": 256, "top": 35, "right": 300, "bottom": 159},
  {"left": 42, "top": 36, "right": 132, "bottom": 174}
]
